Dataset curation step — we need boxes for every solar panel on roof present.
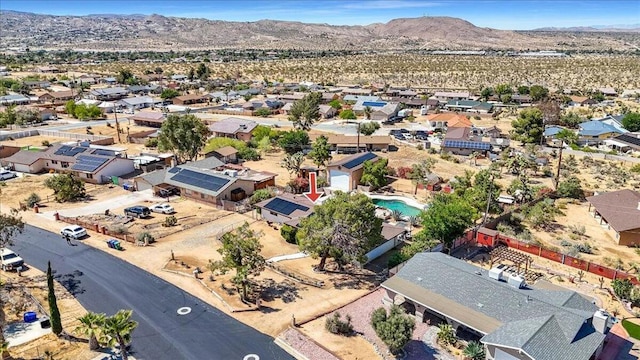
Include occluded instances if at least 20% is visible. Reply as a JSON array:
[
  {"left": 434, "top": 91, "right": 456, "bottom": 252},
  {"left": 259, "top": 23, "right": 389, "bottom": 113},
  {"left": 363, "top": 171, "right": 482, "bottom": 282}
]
[
  {"left": 54, "top": 145, "right": 72, "bottom": 155},
  {"left": 362, "top": 101, "right": 387, "bottom": 107},
  {"left": 616, "top": 134, "right": 640, "bottom": 147},
  {"left": 342, "top": 152, "right": 377, "bottom": 169},
  {"left": 92, "top": 149, "right": 116, "bottom": 156},
  {"left": 263, "top": 198, "right": 309, "bottom": 216},
  {"left": 168, "top": 167, "right": 180, "bottom": 174},
  {"left": 443, "top": 140, "right": 491, "bottom": 151},
  {"left": 71, "top": 155, "right": 109, "bottom": 172},
  {"left": 55, "top": 146, "right": 87, "bottom": 156},
  {"left": 170, "top": 169, "right": 231, "bottom": 193}
]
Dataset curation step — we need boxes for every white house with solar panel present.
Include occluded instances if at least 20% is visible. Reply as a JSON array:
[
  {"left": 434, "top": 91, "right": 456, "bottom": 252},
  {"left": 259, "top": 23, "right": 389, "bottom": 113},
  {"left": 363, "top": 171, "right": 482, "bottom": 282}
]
[
  {"left": 326, "top": 152, "right": 379, "bottom": 192},
  {"left": 2, "top": 144, "right": 134, "bottom": 184}
]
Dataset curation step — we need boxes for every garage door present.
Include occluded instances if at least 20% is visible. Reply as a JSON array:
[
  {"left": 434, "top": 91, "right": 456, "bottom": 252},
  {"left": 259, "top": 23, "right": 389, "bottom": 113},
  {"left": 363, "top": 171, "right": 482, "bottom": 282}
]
[{"left": 329, "top": 170, "right": 350, "bottom": 192}]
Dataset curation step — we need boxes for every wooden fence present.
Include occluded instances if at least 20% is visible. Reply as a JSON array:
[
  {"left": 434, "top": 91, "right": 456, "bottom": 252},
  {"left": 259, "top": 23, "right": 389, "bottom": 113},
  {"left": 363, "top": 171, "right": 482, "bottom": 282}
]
[{"left": 488, "top": 232, "right": 639, "bottom": 285}]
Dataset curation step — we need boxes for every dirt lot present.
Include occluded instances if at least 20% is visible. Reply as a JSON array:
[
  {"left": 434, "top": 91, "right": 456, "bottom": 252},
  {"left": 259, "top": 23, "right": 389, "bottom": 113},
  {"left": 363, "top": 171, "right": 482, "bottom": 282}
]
[{"left": 2, "top": 267, "right": 96, "bottom": 360}]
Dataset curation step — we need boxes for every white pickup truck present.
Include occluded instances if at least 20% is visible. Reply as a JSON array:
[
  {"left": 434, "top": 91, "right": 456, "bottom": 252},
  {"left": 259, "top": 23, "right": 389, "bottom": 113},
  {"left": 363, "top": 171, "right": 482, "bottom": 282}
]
[{"left": 1, "top": 248, "right": 24, "bottom": 271}]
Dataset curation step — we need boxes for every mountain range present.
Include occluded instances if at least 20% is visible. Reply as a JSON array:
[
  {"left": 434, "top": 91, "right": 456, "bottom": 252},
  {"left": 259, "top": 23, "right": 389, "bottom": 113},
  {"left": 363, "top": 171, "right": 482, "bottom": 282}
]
[{"left": 0, "top": 10, "right": 638, "bottom": 51}]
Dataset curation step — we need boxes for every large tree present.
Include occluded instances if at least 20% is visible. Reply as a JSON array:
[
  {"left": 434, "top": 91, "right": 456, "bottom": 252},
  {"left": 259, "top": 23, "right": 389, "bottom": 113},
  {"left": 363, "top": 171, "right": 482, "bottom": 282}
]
[
  {"left": 529, "top": 85, "right": 549, "bottom": 102},
  {"left": 158, "top": 114, "right": 209, "bottom": 163},
  {"left": 511, "top": 107, "right": 544, "bottom": 143},
  {"left": 209, "top": 222, "right": 265, "bottom": 300},
  {"left": 408, "top": 158, "right": 437, "bottom": 195},
  {"left": 47, "top": 261, "right": 63, "bottom": 336},
  {"left": 44, "top": 174, "right": 86, "bottom": 202},
  {"left": 622, "top": 112, "right": 640, "bottom": 132},
  {"left": 297, "top": 192, "right": 383, "bottom": 271},
  {"left": 308, "top": 135, "right": 332, "bottom": 170},
  {"left": 160, "top": 88, "right": 180, "bottom": 100},
  {"left": 360, "top": 158, "right": 389, "bottom": 190},
  {"left": 288, "top": 92, "right": 322, "bottom": 130},
  {"left": 102, "top": 310, "right": 138, "bottom": 360},
  {"left": 420, "top": 194, "right": 478, "bottom": 253},
  {"left": 277, "top": 130, "right": 309, "bottom": 154}
]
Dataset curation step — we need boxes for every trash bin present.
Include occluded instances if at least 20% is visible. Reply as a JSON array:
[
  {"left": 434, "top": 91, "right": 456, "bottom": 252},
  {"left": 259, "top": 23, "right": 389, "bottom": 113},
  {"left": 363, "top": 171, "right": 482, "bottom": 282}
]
[
  {"left": 40, "top": 316, "right": 51, "bottom": 329},
  {"left": 24, "top": 312, "right": 37, "bottom": 323},
  {"left": 114, "top": 241, "right": 122, "bottom": 250},
  {"left": 107, "top": 239, "right": 117, "bottom": 248}
]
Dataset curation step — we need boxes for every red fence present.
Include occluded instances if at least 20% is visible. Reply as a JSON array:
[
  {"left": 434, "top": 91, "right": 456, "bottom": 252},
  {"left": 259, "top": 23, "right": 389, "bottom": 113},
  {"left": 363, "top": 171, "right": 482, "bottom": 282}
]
[{"left": 478, "top": 229, "right": 639, "bottom": 285}]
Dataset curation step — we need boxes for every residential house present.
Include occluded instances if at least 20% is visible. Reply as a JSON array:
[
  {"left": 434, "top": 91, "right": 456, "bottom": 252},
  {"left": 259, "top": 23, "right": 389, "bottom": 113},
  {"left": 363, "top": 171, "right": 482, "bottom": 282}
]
[
  {"left": 24, "top": 80, "right": 51, "bottom": 89},
  {"left": 444, "top": 100, "right": 493, "bottom": 113},
  {"left": 127, "top": 85, "right": 161, "bottom": 95},
  {"left": 173, "top": 94, "right": 208, "bottom": 106},
  {"left": 36, "top": 66, "right": 60, "bottom": 73},
  {"left": 510, "top": 94, "right": 532, "bottom": 104},
  {"left": 587, "top": 189, "right": 640, "bottom": 246},
  {"left": 310, "top": 134, "right": 391, "bottom": 153},
  {"left": 1, "top": 144, "right": 134, "bottom": 184},
  {"left": 569, "top": 96, "right": 597, "bottom": 107},
  {"left": 117, "top": 96, "right": 160, "bottom": 111},
  {"left": 432, "top": 91, "right": 470, "bottom": 104},
  {"left": 0, "top": 94, "right": 31, "bottom": 105},
  {"left": 342, "top": 95, "right": 381, "bottom": 104},
  {"left": 382, "top": 252, "right": 607, "bottom": 360},
  {"left": 321, "top": 92, "right": 338, "bottom": 104},
  {"left": 595, "top": 114, "right": 627, "bottom": 133},
  {"left": 101, "top": 77, "right": 117, "bottom": 85},
  {"left": 38, "top": 90, "right": 75, "bottom": 103},
  {"left": 577, "top": 120, "right": 624, "bottom": 145},
  {"left": 208, "top": 117, "right": 257, "bottom": 142},
  {"left": 171, "top": 74, "right": 188, "bottom": 82},
  {"left": 277, "top": 93, "right": 306, "bottom": 102},
  {"left": 543, "top": 125, "right": 568, "bottom": 146},
  {"left": 318, "top": 104, "right": 337, "bottom": 119},
  {"left": 255, "top": 193, "right": 315, "bottom": 225},
  {"left": 89, "top": 87, "right": 129, "bottom": 101},
  {"left": 131, "top": 112, "right": 165, "bottom": 127},
  {"left": 425, "top": 98, "right": 440, "bottom": 110},
  {"left": 442, "top": 127, "right": 492, "bottom": 156},
  {"left": 371, "top": 103, "right": 400, "bottom": 121},
  {"left": 207, "top": 146, "right": 238, "bottom": 163},
  {"left": 342, "top": 87, "right": 372, "bottom": 96},
  {"left": 598, "top": 87, "right": 618, "bottom": 97},
  {"left": 621, "top": 89, "right": 640, "bottom": 98},
  {"left": 327, "top": 152, "right": 379, "bottom": 192},
  {"left": 426, "top": 113, "right": 473, "bottom": 130},
  {"left": 135, "top": 158, "right": 274, "bottom": 206},
  {"left": 604, "top": 133, "right": 640, "bottom": 153},
  {"left": 0, "top": 145, "right": 21, "bottom": 159}
]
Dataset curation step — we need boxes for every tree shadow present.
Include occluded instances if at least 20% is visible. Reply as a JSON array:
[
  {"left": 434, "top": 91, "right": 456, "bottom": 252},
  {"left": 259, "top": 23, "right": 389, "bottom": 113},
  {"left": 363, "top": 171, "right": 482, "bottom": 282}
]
[
  {"left": 258, "top": 278, "right": 304, "bottom": 303},
  {"left": 54, "top": 269, "right": 85, "bottom": 296},
  {"left": 328, "top": 273, "right": 379, "bottom": 290}
]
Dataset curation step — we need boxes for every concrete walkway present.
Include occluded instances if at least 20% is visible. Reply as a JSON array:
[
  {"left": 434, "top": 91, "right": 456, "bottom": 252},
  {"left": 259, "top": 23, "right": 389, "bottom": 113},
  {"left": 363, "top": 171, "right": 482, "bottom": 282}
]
[
  {"left": 4, "top": 321, "right": 52, "bottom": 347},
  {"left": 267, "top": 252, "right": 308, "bottom": 263}
]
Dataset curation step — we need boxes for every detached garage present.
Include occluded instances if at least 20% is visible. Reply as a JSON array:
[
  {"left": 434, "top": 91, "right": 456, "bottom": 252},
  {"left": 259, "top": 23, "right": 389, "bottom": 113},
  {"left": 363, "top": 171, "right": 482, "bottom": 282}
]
[{"left": 326, "top": 152, "right": 379, "bottom": 192}]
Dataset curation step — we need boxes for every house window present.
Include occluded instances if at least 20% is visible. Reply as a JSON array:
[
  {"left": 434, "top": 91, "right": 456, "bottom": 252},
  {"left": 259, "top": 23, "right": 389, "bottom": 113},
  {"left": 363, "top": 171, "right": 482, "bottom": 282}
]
[
  {"left": 184, "top": 189, "right": 192, "bottom": 195},
  {"left": 86, "top": 174, "right": 93, "bottom": 179},
  {"left": 270, "top": 211, "right": 278, "bottom": 216},
  {"left": 201, "top": 193, "right": 205, "bottom": 199},
  {"left": 61, "top": 162, "right": 69, "bottom": 168},
  {"left": 51, "top": 160, "right": 58, "bottom": 164}
]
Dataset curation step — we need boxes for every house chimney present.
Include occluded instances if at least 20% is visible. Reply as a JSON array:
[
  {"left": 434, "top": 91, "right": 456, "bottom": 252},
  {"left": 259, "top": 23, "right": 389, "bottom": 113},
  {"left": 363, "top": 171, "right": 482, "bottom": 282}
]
[{"left": 592, "top": 309, "right": 609, "bottom": 334}]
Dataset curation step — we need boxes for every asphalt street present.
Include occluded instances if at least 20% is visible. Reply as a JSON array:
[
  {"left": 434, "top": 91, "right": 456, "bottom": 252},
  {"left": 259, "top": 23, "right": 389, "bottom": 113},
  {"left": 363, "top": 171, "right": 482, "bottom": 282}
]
[{"left": 12, "top": 225, "right": 293, "bottom": 360}]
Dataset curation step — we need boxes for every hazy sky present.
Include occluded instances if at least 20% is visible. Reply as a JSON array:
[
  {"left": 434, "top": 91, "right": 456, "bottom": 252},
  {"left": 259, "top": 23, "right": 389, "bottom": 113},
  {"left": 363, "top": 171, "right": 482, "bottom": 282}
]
[{"left": 2, "top": 0, "right": 639, "bottom": 30}]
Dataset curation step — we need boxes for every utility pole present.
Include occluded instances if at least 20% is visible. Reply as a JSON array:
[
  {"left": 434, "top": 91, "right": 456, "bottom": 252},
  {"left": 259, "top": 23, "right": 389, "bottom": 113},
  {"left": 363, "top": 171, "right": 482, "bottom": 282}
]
[
  {"left": 554, "top": 144, "right": 563, "bottom": 190},
  {"left": 356, "top": 122, "right": 360, "bottom": 153},
  {"left": 113, "top": 107, "right": 122, "bottom": 143},
  {"left": 482, "top": 173, "right": 495, "bottom": 225}
]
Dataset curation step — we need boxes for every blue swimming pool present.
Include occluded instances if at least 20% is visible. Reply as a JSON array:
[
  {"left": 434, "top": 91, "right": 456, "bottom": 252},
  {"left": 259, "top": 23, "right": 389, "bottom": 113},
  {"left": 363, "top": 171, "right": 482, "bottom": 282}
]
[{"left": 372, "top": 199, "right": 423, "bottom": 217}]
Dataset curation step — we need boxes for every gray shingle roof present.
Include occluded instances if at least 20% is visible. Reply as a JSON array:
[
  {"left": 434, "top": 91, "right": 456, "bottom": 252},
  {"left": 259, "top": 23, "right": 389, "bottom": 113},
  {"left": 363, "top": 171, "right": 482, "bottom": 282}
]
[{"left": 382, "top": 252, "right": 605, "bottom": 360}]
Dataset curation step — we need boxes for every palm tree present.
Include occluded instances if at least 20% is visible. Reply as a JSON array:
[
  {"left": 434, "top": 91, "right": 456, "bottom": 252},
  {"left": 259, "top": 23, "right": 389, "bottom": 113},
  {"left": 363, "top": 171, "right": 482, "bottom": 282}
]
[
  {"left": 462, "top": 341, "right": 486, "bottom": 360},
  {"left": 363, "top": 106, "right": 372, "bottom": 120},
  {"left": 436, "top": 323, "right": 456, "bottom": 346},
  {"left": 102, "top": 310, "right": 138, "bottom": 360},
  {"left": 75, "top": 312, "right": 106, "bottom": 350}
]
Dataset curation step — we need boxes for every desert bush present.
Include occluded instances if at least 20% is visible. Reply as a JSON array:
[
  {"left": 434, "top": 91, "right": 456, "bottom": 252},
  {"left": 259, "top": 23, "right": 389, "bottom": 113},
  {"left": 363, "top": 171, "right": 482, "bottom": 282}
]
[
  {"left": 396, "top": 166, "right": 412, "bottom": 179},
  {"left": 325, "top": 312, "right": 353, "bottom": 336},
  {"left": 137, "top": 231, "right": 155, "bottom": 245},
  {"left": 41, "top": 140, "right": 51, "bottom": 147},
  {"left": 145, "top": 138, "right": 158, "bottom": 148},
  {"left": 568, "top": 224, "right": 586, "bottom": 236},
  {"left": 573, "top": 243, "right": 593, "bottom": 254},
  {"left": 162, "top": 215, "right": 177, "bottom": 227},
  {"left": 110, "top": 225, "right": 129, "bottom": 235},
  {"left": 24, "top": 193, "right": 41, "bottom": 208}
]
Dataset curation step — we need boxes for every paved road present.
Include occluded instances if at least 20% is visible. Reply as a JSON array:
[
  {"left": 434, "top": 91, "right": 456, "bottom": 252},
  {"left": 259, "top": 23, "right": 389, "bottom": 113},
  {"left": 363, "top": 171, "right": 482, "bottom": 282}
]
[{"left": 12, "top": 225, "right": 293, "bottom": 360}]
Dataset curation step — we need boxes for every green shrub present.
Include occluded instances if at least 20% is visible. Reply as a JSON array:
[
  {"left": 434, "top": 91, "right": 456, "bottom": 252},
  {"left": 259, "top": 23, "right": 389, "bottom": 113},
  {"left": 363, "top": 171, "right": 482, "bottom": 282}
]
[
  {"left": 388, "top": 251, "right": 409, "bottom": 268},
  {"left": 280, "top": 224, "right": 298, "bottom": 244},
  {"left": 137, "top": 231, "right": 155, "bottom": 245},
  {"left": 163, "top": 215, "right": 177, "bottom": 227},
  {"left": 25, "top": 193, "right": 41, "bottom": 208},
  {"left": 250, "top": 188, "right": 274, "bottom": 205},
  {"left": 631, "top": 164, "right": 640, "bottom": 173},
  {"left": 145, "top": 138, "right": 159, "bottom": 148},
  {"left": 325, "top": 312, "right": 353, "bottom": 336}
]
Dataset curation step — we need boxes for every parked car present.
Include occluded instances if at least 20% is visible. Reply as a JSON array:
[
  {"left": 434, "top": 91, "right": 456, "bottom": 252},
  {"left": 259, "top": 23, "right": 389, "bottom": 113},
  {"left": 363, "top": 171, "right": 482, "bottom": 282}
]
[
  {"left": 61, "top": 225, "right": 88, "bottom": 239},
  {"left": 1, "top": 248, "right": 24, "bottom": 271},
  {"left": 156, "top": 187, "right": 180, "bottom": 198},
  {"left": 124, "top": 206, "right": 151, "bottom": 218},
  {"left": 150, "top": 203, "right": 175, "bottom": 214},
  {"left": 0, "top": 169, "right": 17, "bottom": 180}
]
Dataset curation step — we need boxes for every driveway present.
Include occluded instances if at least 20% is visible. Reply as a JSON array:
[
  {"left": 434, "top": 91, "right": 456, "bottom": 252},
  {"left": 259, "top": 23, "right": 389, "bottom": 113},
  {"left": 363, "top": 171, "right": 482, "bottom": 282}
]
[
  {"left": 39, "top": 189, "right": 156, "bottom": 218},
  {"left": 12, "top": 225, "right": 293, "bottom": 360}
]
